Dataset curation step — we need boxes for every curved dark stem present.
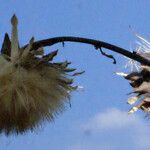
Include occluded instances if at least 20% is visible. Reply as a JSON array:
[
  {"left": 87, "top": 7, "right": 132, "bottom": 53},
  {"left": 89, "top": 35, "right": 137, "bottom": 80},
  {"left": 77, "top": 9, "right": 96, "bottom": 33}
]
[
  {"left": 99, "top": 48, "right": 116, "bottom": 64},
  {"left": 22, "top": 36, "right": 150, "bottom": 66}
]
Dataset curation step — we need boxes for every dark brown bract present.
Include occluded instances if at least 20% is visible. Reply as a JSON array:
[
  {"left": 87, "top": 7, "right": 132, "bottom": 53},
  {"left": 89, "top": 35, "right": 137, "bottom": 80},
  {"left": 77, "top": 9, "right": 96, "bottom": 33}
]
[{"left": 127, "top": 65, "right": 150, "bottom": 114}]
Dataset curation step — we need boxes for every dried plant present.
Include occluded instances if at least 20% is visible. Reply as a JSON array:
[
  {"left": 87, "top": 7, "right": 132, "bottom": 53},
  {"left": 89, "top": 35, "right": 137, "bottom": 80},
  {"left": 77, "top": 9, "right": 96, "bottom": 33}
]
[
  {"left": 117, "top": 35, "right": 150, "bottom": 114},
  {"left": 0, "top": 15, "right": 150, "bottom": 135},
  {"left": 0, "top": 15, "right": 82, "bottom": 135}
]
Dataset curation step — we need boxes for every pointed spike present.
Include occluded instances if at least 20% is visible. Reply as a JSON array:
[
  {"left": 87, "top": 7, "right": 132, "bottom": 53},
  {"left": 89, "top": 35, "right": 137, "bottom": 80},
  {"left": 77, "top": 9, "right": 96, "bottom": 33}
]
[
  {"left": 59, "top": 78, "right": 73, "bottom": 84},
  {"left": 21, "top": 37, "right": 34, "bottom": 59},
  {"left": 53, "top": 61, "right": 71, "bottom": 66},
  {"left": 61, "top": 61, "right": 71, "bottom": 68},
  {"left": 128, "top": 107, "right": 138, "bottom": 114},
  {"left": 52, "top": 61, "right": 71, "bottom": 69},
  {"left": 72, "top": 71, "right": 85, "bottom": 76},
  {"left": 41, "top": 50, "right": 58, "bottom": 62},
  {"left": 64, "top": 68, "right": 76, "bottom": 72},
  {"left": 1, "top": 33, "right": 11, "bottom": 56},
  {"left": 11, "top": 14, "right": 18, "bottom": 25},
  {"left": 30, "top": 37, "right": 34, "bottom": 44},
  {"left": 26, "top": 37, "right": 34, "bottom": 50},
  {"left": 115, "top": 72, "right": 128, "bottom": 77}
]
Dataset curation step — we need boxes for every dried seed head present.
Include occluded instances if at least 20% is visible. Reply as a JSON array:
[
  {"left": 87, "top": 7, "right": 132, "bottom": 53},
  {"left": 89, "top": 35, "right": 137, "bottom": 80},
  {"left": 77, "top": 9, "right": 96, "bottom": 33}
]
[{"left": 0, "top": 15, "right": 83, "bottom": 135}]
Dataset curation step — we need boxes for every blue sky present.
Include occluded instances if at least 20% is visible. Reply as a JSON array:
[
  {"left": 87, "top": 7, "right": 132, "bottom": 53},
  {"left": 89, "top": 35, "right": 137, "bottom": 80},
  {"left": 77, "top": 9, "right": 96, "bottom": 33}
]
[{"left": 1, "top": 1, "right": 150, "bottom": 150}]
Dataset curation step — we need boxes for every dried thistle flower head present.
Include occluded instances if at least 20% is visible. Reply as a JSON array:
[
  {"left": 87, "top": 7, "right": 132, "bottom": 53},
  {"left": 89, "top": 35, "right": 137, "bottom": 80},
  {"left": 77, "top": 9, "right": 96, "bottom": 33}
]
[
  {"left": 0, "top": 15, "right": 83, "bottom": 135},
  {"left": 117, "top": 34, "right": 150, "bottom": 115}
]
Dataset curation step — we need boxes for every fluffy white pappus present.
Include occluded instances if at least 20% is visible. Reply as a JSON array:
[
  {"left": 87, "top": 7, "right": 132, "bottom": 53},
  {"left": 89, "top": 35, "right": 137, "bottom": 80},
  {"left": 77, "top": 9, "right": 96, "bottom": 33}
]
[
  {"left": 0, "top": 54, "right": 76, "bottom": 135},
  {"left": 0, "top": 15, "right": 82, "bottom": 135}
]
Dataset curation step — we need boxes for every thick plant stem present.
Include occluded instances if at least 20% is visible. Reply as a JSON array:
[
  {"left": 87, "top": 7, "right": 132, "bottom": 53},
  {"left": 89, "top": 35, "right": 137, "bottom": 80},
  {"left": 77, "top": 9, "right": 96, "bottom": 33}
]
[{"left": 22, "top": 36, "right": 150, "bottom": 66}]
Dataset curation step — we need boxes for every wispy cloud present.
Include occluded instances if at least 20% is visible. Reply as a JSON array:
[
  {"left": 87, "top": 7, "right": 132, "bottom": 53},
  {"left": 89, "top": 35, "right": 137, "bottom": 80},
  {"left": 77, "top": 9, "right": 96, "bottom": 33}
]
[
  {"left": 82, "top": 108, "right": 142, "bottom": 130},
  {"left": 78, "top": 108, "right": 150, "bottom": 150}
]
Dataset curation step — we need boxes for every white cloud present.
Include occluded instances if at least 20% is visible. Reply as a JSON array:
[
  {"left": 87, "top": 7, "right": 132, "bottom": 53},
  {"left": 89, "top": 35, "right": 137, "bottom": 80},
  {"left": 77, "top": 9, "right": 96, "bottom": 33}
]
[
  {"left": 82, "top": 108, "right": 142, "bottom": 130},
  {"left": 80, "top": 108, "right": 150, "bottom": 150}
]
